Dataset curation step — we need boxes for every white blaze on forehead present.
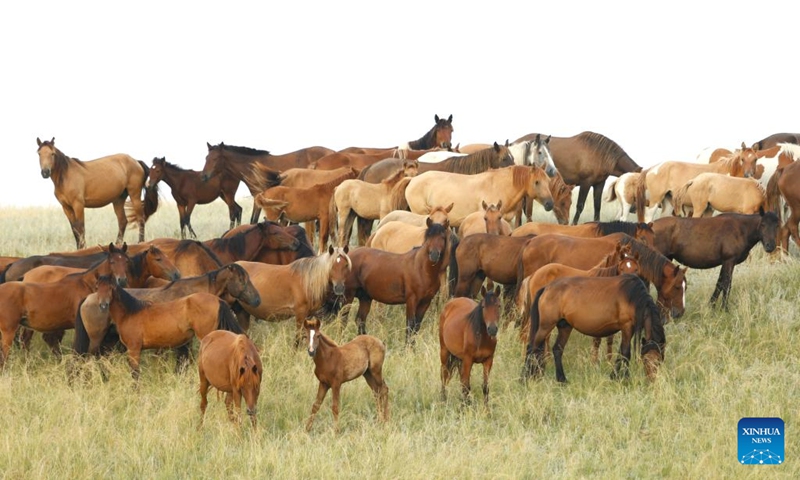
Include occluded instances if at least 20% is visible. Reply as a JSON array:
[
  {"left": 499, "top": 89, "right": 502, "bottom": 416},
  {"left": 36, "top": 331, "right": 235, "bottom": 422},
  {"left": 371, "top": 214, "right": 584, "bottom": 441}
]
[
  {"left": 336, "top": 257, "right": 341, "bottom": 264},
  {"left": 309, "top": 330, "right": 315, "bottom": 349},
  {"left": 625, "top": 261, "right": 632, "bottom": 269},
  {"left": 682, "top": 280, "right": 686, "bottom": 307}
]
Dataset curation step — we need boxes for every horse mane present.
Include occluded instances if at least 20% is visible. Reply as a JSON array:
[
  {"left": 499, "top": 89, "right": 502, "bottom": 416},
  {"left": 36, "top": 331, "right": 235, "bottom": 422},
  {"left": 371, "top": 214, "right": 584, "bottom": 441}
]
[
  {"left": 576, "top": 132, "right": 635, "bottom": 171},
  {"left": 175, "top": 240, "right": 224, "bottom": 267},
  {"left": 619, "top": 274, "right": 666, "bottom": 355},
  {"left": 466, "top": 299, "right": 486, "bottom": 340},
  {"left": 619, "top": 236, "right": 670, "bottom": 288},
  {"left": 443, "top": 149, "right": 498, "bottom": 174},
  {"left": 207, "top": 226, "right": 255, "bottom": 259},
  {"left": 110, "top": 278, "right": 151, "bottom": 314},
  {"left": 778, "top": 142, "right": 800, "bottom": 161},
  {"left": 316, "top": 171, "right": 359, "bottom": 192},
  {"left": 408, "top": 119, "right": 450, "bottom": 150},
  {"left": 593, "top": 221, "right": 649, "bottom": 237},
  {"left": 511, "top": 166, "right": 532, "bottom": 189},
  {"left": 290, "top": 250, "right": 351, "bottom": 308},
  {"left": 211, "top": 143, "right": 270, "bottom": 156},
  {"left": 249, "top": 163, "right": 282, "bottom": 191},
  {"left": 382, "top": 168, "right": 406, "bottom": 187},
  {"left": 288, "top": 226, "right": 315, "bottom": 259},
  {"left": 128, "top": 249, "right": 149, "bottom": 279},
  {"left": 586, "top": 249, "right": 622, "bottom": 277},
  {"left": 158, "top": 158, "right": 191, "bottom": 173},
  {"left": 317, "top": 331, "right": 340, "bottom": 349},
  {"left": 39, "top": 141, "right": 84, "bottom": 187},
  {"left": 423, "top": 222, "right": 448, "bottom": 241}
]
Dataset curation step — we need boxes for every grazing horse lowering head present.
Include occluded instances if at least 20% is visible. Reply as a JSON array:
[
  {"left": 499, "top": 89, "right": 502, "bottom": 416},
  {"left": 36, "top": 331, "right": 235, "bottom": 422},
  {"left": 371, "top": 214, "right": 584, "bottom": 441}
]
[{"left": 36, "top": 137, "right": 57, "bottom": 179}]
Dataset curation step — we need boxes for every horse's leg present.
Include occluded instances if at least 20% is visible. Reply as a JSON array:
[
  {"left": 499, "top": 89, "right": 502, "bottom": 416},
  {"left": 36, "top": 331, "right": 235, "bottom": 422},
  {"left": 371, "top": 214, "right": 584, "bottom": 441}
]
[
  {"left": 42, "top": 331, "right": 65, "bottom": 358},
  {"left": 177, "top": 204, "right": 188, "bottom": 240},
  {"left": 571, "top": 185, "right": 590, "bottom": 225},
  {"left": 198, "top": 371, "right": 209, "bottom": 428},
  {"left": 60, "top": 203, "right": 83, "bottom": 249},
  {"left": 363, "top": 370, "right": 388, "bottom": 422},
  {"left": 331, "top": 384, "right": 341, "bottom": 433},
  {"left": 18, "top": 328, "right": 34, "bottom": 351},
  {"left": 111, "top": 197, "right": 128, "bottom": 245},
  {"left": 126, "top": 346, "right": 142, "bottom": 381},
  {"left": 552, "top": 322, "right": 573, "bottom": 383},
  {"left": 605, "top": 334, "right": 614, "bottom": 362},
  {"left": 317, "top": 215, "right": 329, "bottom": 256},
  {"left": 357, "top": 217, "right": 374, "bottom": 247},
  {"left": 459, "top": 358, "right": 473, "bottom": 405},
  {"left": 591, "top": 182, "right": 605, "bottom": 222},
  {"left": 231, "top": 389, "right": 242, "bottom": 424},
  {"left": 0, "top": 326, "right": 18, "bottom": 368},
  {"left": 612, "top": 328, "right": 633, "bottom": 380},
  {"left": 481, "top": 357, "right": 493, "bottom": 407},
  {"left": 249, "top": 200, "right": 261, "bottom": 224},
  {"left": 440, "top": 349, "right": 452, "bottom": 401},
  {"left": 590, "top": 337, "right": 602, "bottom": 364},
  {"left": 413, "top": 299, "right": 431, "bottom": 335},
  {"left": 710, "top": 260, "right": 735, "bottom": 308},
  {"left": 355, "top": 296, "right": 373, "bottom": 336},
  {"left": 175, "top": 344, "right": 191, "bottom": 373},
  {"left": 224, "top": 393, "right": 235, "bottom": 422},
  {"left": 525, "top": 325, "right": 550, "bottom": 379},
  {"left": 306, "top": 382, "right": 329, "bottom": 432},
  {"left": 185, "top": 202, "right": 198, "bottom": 239}
]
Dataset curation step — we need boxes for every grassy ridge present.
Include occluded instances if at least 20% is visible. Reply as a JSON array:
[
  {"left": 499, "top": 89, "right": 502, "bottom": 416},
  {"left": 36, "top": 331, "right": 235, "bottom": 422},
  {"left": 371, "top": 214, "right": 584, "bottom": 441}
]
[{"left": 0, "top": 199, "right": 797, "bottom": 479}]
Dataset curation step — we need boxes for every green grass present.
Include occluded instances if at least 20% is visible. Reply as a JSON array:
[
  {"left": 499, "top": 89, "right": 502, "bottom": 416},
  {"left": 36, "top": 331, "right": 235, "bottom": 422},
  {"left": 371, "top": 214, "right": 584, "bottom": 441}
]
[{"left": 0, "top": 198, "right": 797, "bottom": 479}]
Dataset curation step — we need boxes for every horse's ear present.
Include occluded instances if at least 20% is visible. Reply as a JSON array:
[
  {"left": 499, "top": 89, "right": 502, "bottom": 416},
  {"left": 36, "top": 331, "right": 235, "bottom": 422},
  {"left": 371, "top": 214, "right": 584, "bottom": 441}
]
[
  {"left": 534, "top": 134, "right": 541, "bottom": 144},
  {"left": 447, "top": 114, "right": 452, "bottom": 124},
  {"left": 343, "top": 244, "right": 349, "bottom": 254},
  {"left": 50, "top": 137, "right": 55, "bottom": 144},
  {"left": 108, "top": 242, "right": 116, "bottom": 252},
  {"left": 445, "top": 202, "right": 454, "bottom": 213},
  {"left": 426, "top": 217, "right": 433, "bottom": 228},
  {"left": 435, "top": 114, "right": 440, "bottom": 123},
  {"left": 121, "top": 242, "right": 128, "bottom": 253},
  {"left": 480, "top": 284, "right": 487, "bottom": 298},
  {"left": 496, "top": 199, "right": 503, "bottom": 210},
  {"left": 493, "top": 142, "right": 500, "bottom": 152},
  {"left": 328, "top": 244, "right": 335, "bottom": 256},
  {"left": 752, "top": 144, "right": 759, "bottom": 152},
  {"left": 741, "top": 141, "right": 747, "bottom": 149},
  {"left": 36, "top": 137, "right": 42, "bottom": 147},
  {"left": 453, "top": 143, "right": 460, "bottom": 152},
  {"left": 505, "top": 139, "right": 510, "bottom": 147},
  {"left": 206, "top": 142, "right": 212, "bottom": 150},
  {"left": 482, "top": 200, "right": 488, "bottom": 211},
  {"left": 545, "top": 135, "right": 551, "bottom": 143},
  {"left": 494, "top": 285, "right": 501, "bottom": 297}
]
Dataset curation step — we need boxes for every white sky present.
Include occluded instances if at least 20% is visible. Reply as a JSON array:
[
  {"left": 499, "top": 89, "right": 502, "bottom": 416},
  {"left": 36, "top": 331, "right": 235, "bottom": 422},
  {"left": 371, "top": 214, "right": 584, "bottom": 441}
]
[{"left": 2, "top": 1, "right": 796, "bottom": 206}]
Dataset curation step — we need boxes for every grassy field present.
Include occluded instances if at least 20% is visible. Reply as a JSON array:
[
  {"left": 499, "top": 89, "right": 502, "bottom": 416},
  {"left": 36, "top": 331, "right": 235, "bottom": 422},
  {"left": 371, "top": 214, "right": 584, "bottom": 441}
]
[{"left": 0, "top": 198, "right": 797, "bottom": 479}]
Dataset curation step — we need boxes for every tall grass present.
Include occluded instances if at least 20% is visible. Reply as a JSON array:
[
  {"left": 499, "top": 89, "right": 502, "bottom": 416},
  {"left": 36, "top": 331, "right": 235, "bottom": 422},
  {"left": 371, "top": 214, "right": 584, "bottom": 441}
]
[{"left": 0, "top": 198, "right": 797, "bottom": 478}]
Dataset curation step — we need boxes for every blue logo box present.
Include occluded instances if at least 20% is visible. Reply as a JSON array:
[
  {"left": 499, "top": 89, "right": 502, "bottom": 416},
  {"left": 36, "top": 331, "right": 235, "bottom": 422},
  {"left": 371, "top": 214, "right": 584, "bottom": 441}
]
[{"left": 738, "top": 417, "right": 784, "bottom": 465}]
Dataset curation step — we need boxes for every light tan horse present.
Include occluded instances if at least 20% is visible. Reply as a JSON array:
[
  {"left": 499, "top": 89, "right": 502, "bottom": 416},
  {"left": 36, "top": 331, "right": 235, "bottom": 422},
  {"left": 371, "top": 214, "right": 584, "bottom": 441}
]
[
  {"left": 634, "top": 154, "right": 755, "bottom": 222},
  {"left": 276, "top": 166, "right": 361, "bottom": 189},
  {"left": 458, "top": 201, "right": 512, "bottom": 238},
  {"left": 374, "top": 211, "right": 431, "bottom": 230},
  {"left": 402, "top": 165, "right": 554, "bottom": 227},
  {"left": 706, "top": 142, "right": 758, "bottom": 166},
  {"left": 366, "top": 204, "right": 453, "bottom": 252},
  {"left": 333, "top": 169, "right": 410, "bottom": 246},
  {"left": 36, "top": 138, "right": 158, "bottom": 249},
  {"left": 673, "top": 173, "right": 766, "bottom": 217},
  {"left": 457, "top": 143, "right": 493, "bottom": 154}
]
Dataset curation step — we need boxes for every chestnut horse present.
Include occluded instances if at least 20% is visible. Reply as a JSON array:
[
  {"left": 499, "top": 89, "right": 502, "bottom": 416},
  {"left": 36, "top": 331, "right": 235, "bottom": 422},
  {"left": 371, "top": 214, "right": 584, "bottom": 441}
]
[
  {"left": 304, "top": 317, "right": 389, "bottom": 432},
  {"left": 439, "top": 285, "right": 501, "bottom": 406},
  {"left": 36, "top": 138, "right": 158, "bottom": 249},
  {"left": 514, "top": 132, "right": 642, "bottom": 224},
  {"left": 672, "top": 173, "right": 765, "bottom": 217},
  {"left": 512, "top": 220, "right": 655, "bottom": 246},
  {"left": 198, "top": 330, "right": 262, "bottom": 427},
  {"left": 452, "top": 234, "right": 536, "bottom": 297},
  {"left": 523, "top": 275, "right": 666, "bottom": 383},
  {"left": 651, "top": 211, "right": 778, "bottom": 308},
  {"left": 222, "top": 223, "right": 315, "bottom": 265},
  {"left": 767, "top": 160, "right": 800, "bottom": 249},
  {"left": 458, "top": 201, "right": 512, "bottom": 238},
  {"left": 277, "top": 166, "right": 361, "bottom": 189},
  {"left": 146, "top": 157, "right": 242, "bottom": 239},
  {"left": 201, "top": 142, "right": 335, "bottom": 223}
]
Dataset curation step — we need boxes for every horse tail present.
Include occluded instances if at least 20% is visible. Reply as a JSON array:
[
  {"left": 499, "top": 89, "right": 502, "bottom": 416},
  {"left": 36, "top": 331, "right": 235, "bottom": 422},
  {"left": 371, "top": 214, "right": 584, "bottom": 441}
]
[
  {"left": 249, "top": 164, "right": 282, "bottom": 192},
  {"left": 217, "top": 300, "right": 245, "bottom": 334},
  {"left": 672, "top": 180, "right": 692, "bottom": 217},
  {"left": 328, "top": 193, "right": 339, "bottom": 246},
  {"left": 766, "top": 168, "right": 784, "bottom": 222},
  {"left": 634, "top": 169, "right": 648, "bottom": 222},
  {"left": 73, "top": 298, "right": 91, "bottom": 355},
  {"left": 389, "top": 177, "right": 412, "bottom": 212},
  {"left": 0, "top": 263, "right": 9, "bottom": 284},
  {"left": 605, "top": 179, "right": 618, "bottom": 203},
  {"left": 523, "top": 287, "right": 546, "bottom": 378}
]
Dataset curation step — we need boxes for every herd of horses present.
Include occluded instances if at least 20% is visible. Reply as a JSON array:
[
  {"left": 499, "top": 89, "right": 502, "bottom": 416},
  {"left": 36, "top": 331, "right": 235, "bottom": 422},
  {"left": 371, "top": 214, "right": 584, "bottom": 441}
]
[{"left": 2, "top": 121, "right": 796, "bottom": 429}]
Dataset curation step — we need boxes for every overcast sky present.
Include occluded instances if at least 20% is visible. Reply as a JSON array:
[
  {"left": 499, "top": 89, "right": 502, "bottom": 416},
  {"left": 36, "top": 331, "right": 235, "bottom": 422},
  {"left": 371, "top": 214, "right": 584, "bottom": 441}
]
[{"left": 2, "top": 1, "right": 796, "bottom": 206}]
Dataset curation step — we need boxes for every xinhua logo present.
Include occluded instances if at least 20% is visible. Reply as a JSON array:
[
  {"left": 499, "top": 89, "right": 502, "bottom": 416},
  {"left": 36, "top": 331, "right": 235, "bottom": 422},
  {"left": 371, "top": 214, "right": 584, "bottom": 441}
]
[{"left": 738, "top": 417, "right": 784, "bottom": 465}]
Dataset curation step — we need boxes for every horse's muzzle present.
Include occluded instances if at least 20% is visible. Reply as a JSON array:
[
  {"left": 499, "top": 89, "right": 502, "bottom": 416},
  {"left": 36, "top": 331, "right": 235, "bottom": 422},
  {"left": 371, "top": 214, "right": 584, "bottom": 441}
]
[
  {"left": 170, "top": 272, "right": 181, "bottom": 281},
  {"left": 333, "top": 283, "right": 345, "bottom": 296},
  {"left": 487, "top": 324, "right": 498, "bottom": 337},
  {"left": 41, "top": 169, "right": 51, "bottom": 179},
  {"left": 429, "top": 250, "right": 442, "bottom": 263},
  {"left": 116, "top": 277, "right": 128, "bottom": 288},
  {"left": 99, "top": 302, "right": 109, "bottom": 312},
  {"left": 308, "top": 349, "right": 316, "bottom": 358},
  {"left": 543, "top": 200, "right": 554, "bottom": 212},
  {"left": 763, "top": 241, "right": 776, "bottom": 253},
  {"left": 546, "top": 166, "right": 557, "bottom": 177},
  {"left": 671, "top": 308, "right": 684, "bottom": 319},
  {"left": 246, "top": 291, "right": 262, "bottom": 307}
]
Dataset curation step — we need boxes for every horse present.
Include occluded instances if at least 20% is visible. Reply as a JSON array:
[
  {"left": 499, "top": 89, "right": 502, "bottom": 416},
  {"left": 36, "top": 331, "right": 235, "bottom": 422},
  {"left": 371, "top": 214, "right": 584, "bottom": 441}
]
[
  {"left": 255, "top": 171, "right": 357, "bottom": 253},
  {"left": 342, "top": 220, "right": 450, "bottom": 344},
  {"left": 358, "top": 159, "right": 419, "bottom": 184},
  {"left": 514, "top": 132, "right": 642, "bottom": 224},
  {"left": 458, "top": 201, "right": 512, "bottom": 238},
  {"left": 416, "top": 142, "right": 514, "bottom": 174},
  {"left": 88, "top": 275, "right": 244, "bottom": 379},
  {"left": 402, "top": 165, "right": 554, "bottom": 227},
  {"left": 634, "top": 154, "right": 754, "bottom": 222},
  {"left": 751, "top": 133, "right": 800, "bottom": 151},
  {"left": 201, "top": 142, "right": 335, "bottom": 223},
  {"left": 523, "top": 274, "right": 666, "bottom": 383},
  {"left": 767, "top": 160, "right": 800, "bottom": 249},
  {"left": 235, "top": 246, "right": 352, "bottom": 344},
  {"left": 277, "top": 166, "right": 361, "bottom": 189},
  {"left": 333, "top": 169, "right": 410, "bottom": 246},
  {"left": 222, "top": 223, "right": 315, "bottom": 265},
  {"left": 36, "top": 138, "right": 158, "bottom": 249},
  {"left": 366, "top": 204, "right": 453, "bottom": 252},
  {"left": 452, "top": 234, "right": 536, "bottom": 297},
  {"left": 374, "top": 210, "right": 433, "bottom": 230},
  {"left": 604, "top": 172, "right": 640, "bottom": 221},
  {"left": 198, "top": 330, "right": 262, "bottom": 427},
  {"left": 398, "top": 114, "right": 454, "bottom": 151},
  {"left": 512, "top": 220, "right": 655, "bottom": 246},
  {"left": 651, "top": 210, "right": 778, "bottom": 308},
  {"left": 753, "top": 143, "right": 800, "bottom": 192},
  {"left": 439, "top": 285, "right": 501, "bottom": 406},
  {"left": 146, "top": 157, "right": 242, "bottom": 239},
  {"left": 672, "top": 173, "right": 766, "bottom": 217},
  {"left": 303, "top": 317, "right": 389, "bottom": 432}
]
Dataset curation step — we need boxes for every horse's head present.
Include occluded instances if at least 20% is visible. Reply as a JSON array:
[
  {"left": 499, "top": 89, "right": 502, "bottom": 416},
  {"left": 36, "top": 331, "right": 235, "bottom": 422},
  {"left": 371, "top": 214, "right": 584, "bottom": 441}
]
[
  {"left": 492, "top": 141, "right": 515, "bottom": 168},
  {"left": 658, "top": 263, "right": 687, "bottom": 319},
  {"left": 93, "top": 275, "right": 116, "bottom": 312},
  {"left": 480, "top": 284, "right": 502, "bottom": 337},
  {"left": 550, "top": 174, "right": 573, "bottom": 225},
  {"left": 481, "top": 200, "right": 504, "bottom": 235},
  {"left": 423, "top": 219, "right": 449, "bottom": 264},
  {"left": 107, "top": 242, "right": 130, "bottom": 287},
  {"left": 634, "top": 222, "right": 656, "bottom": 247},
  {"left": 643, "top": 346, "right": 663, "bottom": 382},
  {"left": 36, "top": 137, "right": 57, "bottom": 179},
  {"left": 738, "top": 142, "right": 759, "bottom": 178},
  {"left": 402, "top": 160, "right": 419, "bottom": 177},
  {"left": 304, "top": 317, "right": 323, "bottom": 357},
  {"left": 531, "top": 134, "right": 557, "bottom": 177},
  {"left": 327, "top": 245, "right": 351, "bottom": 296},
  {"left": 202, "top": 142, "right": 225, "bottom": 182},
  {"left": 427, "top": 203, "right": 453, "bottom": 229},
  {"left": 145, "top": 245, "right": 181, "bottom": 281},
  {"left": 758, "top": 208, "right": 779, "bottom": 253},
  {"left": 433, "top": 114, "right": 454, "bottom": 149},
  {"left": 525, "top": 166, "right": 554, "bottom": 212},
  {"left": 260, "top": 220, "right": 301, "bottom": 251},
  {"left": 235, "top": 346, "right": 262, "bottom": 422},
  {"left": 223, "top": 264, "right": 261, "bottom": 307},
  {"left": 146, "top": 157, "right": 166, "bottom": 188}
]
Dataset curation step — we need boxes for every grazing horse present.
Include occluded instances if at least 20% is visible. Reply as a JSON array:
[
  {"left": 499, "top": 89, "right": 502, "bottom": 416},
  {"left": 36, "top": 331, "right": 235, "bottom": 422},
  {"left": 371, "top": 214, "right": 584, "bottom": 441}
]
[
  {"left": 222, "top": 223, "right": 315, "bottom": 265},
  {"left": 398, "top": 114, "right": 454, "bottom": 151},
  {"left": 458, "top": 201, "right": 512, "bottom": 238},
  {"left": 358, "top": 159, "right": 419, "bottom": 184},
  {"left": 452, "top": 234, "right": 536, "bottom": 297},
  {"left": 634, "top": 154, "right": 754, "bottom": 222},
  {"left": 403, "top": 165, "right": 554, "bottom": 227},
  {"left": 672, "top": 173, "right": 766, "bottom": 217},
  {"left": 255, "top": 172, "right": 358, "bottom": 254},
  {"left": 334, "top": 169, "right": 410, "bottom": 246},
  {"left": 89, "top": 275, "right": 244, "bottom": 379},
  {"left": 439, "top": 285, "right": 501, "bottom": 406},
  {"left": 512, "top": 220, "right": 655, "bottom": 247},
  {"left": 201, "top": 142, "right": 335, "bottom": 223},
  {"left": 146, "top": 157, "right": 242, "bottom": 239},
  {"left": 198, "top": 330, "right": 262, "bottom": 427},
  {"left": 751, "top": 133, "right": 800, "bottom": 151},
  {"left": 515, "top": 132, "right": 642, "bottom": 224},
  {"left": 36, "top": 138, "right": 158, "bottom": 249},
  {"left": 343, "top": 221, "right": 450, "bottom": 344},
  {"left": 604, "top": 172, "right": 641, "bottom": 221},
  {"left": 303, "top": 317, "right": 389, "bottom": 432},
  {"left": 523, "top": 275, "right": 666, "bottom": 383},
  {"left": 651, "top": 211, "right": 778, "bottom": 308},
  {"left": 417, "top": 142, "right": 514, "bottom": 174},
  {"left": 235, "top": 246, "right": 352, "bottom": 344},
  {"left": 767, "top": 160, "right": 800, "bottom": 249}
]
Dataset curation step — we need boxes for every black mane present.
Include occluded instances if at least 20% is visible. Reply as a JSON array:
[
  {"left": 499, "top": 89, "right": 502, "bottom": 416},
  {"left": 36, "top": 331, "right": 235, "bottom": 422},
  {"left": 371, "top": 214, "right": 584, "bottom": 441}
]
[
  {"left": 577, "top": 132, "right": 637, "bottom": 170},
  {"left": 593, "top": 221, "right": 651, "bottom": 237},
  {"left": 212, "top": 143, "right": 271, "bottom": 156}
]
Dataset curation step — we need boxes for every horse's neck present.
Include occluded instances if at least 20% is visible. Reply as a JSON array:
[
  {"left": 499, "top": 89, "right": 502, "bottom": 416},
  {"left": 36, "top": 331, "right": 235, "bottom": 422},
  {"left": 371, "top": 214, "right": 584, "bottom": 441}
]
[
  {"left": 313, "top": 335, "right": 340, "bottom": 365},
  {"left": 713, "top": 158, "right": 739, "bottom": 175},
  {"left": 589, "top": 265, "right": 618, "bottom": 277},
  {"left": 408, "top": 130, "right": 434, "bottom": 150},
  {"left": 209, "top": 270, "right": 230, "bottom": 296}
]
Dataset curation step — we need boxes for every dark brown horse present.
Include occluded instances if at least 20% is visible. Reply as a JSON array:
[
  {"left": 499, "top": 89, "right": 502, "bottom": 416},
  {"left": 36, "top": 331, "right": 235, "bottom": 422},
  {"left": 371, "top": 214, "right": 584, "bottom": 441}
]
[
  {"left": 452, "top": 234, "right": 536, "bottom": 297},
  {"left": 402, "top": 114, "right": 454, "bottom": 150},
  {"left": 515, "top": 131, "right": 642, "bottom": 224},
  {"left": 751, "top": 133, "right": 800, "bottom": 151},
  {"left": 221, "top": 223, "right": 315, "bottom": 265},
  {"left": 651, "top": 211, "right": 778, "bottom": 308},
  {"left": 201, "top": 142, "right": 334, "bottom": 222},
  {"left": 146, "top": 157, "right": 242, "bottom": 239},
  {"left": 766, "top": 160, "right": 800, "bottom": 249}
]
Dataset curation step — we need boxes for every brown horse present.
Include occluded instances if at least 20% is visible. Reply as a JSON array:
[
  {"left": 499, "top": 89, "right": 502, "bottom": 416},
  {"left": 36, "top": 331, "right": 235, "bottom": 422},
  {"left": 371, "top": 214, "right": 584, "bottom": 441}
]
[
  {"left": 651, "top": 211, "right": 778, "bottom": 308},
  {"left": 439, "top": 285, "right": 501, "bottom": 406},
  {"left": 458, "top": 201, "right": 512, "bottom": 238},
  {"left": 452, "top": 234, "right": 536, "bottom": 297},
  {"left": 342, "top": 221, "right": 450, "bottom": 344},
  {"left": 36, "top": 138, "right": 158, "bottom": 249},
  {"left": 198, "top": 330, "right": 262, "bottom": 427},
  {"left": 512, "top": 220, "right": 655, "bottom": 246},
  {"left": 672, "top": 173, "right": 766, "bottom": 217},
  {"left": 304, "top": 317, "right": 389, "bottom": 432},
  {"left": 201, "top": 142, "right": 334, "bottom": 223},
  {"left": 751, "top": 132, "right": 800, "bottom": 150},
  {"left": 89, "top": 275, "right": 244, "bottom": 379},
  {"left": 515, "top": 132, "right": 642, "bottom": 224},
  {"left": 222, "top": 223, "right": 315, "bottom": 265},
  {"left": 400, "top": 114, "right": 454, "bottom": 151},
  {"left": 146, "top": 157, "right": 242, "bottom": 239},
  {"left": 767, "top": 160, "right": 800, "bottom": 249},
  {"left": 277, "top": 166, "right": 361, "bottom": 189},
  {"left": 235, "top": 246, "right": 352, "bottom": 344},
  {"left": 523, "top": 275, "right": 666, "bottom": 383},
  {"left": 255, "top": 172, "right": 358, "bottom": 253}
]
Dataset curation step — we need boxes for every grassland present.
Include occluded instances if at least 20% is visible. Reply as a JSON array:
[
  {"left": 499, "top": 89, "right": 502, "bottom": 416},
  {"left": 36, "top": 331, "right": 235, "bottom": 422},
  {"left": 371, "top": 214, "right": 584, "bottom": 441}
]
[{"left": 0, "top": 199, "right": 797, "bottom": 479}]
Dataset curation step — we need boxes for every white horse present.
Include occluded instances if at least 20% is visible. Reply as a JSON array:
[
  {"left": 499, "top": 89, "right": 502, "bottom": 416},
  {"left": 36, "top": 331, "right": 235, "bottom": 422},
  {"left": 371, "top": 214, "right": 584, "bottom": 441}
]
[{"left": 511, "top": 135, "right": 557, "bottom": 177}]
